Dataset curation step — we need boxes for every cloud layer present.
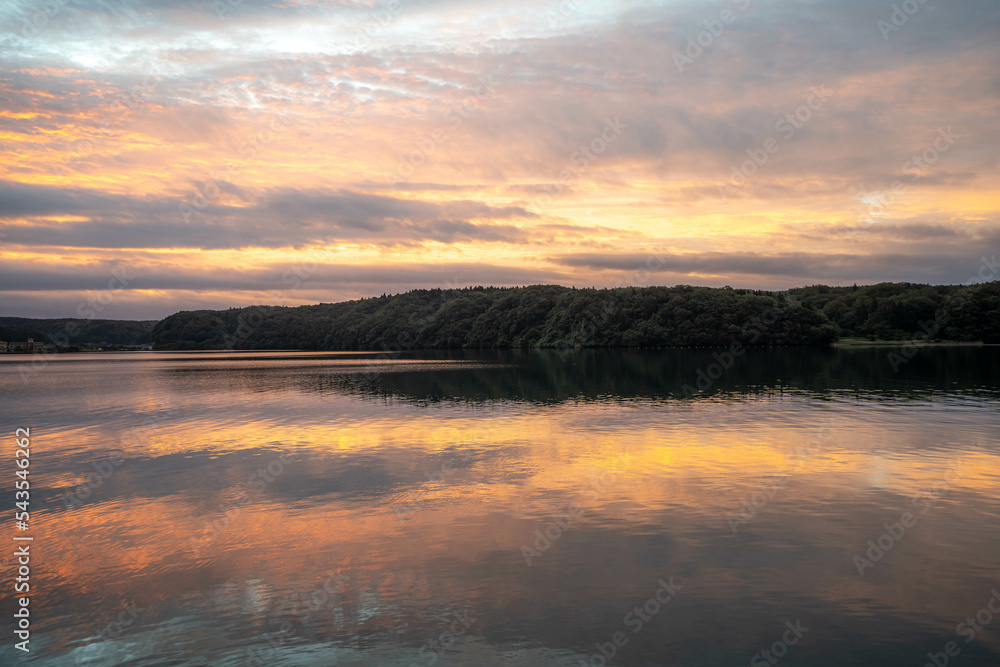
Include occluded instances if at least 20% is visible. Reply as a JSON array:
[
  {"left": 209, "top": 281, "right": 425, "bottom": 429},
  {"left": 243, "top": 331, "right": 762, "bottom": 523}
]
[{"left": 1, "top": 0, "right": 998, "bottom": 318}]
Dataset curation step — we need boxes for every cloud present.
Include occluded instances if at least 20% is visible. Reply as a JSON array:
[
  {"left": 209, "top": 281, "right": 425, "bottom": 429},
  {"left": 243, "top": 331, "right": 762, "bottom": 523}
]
[
  {"left": 551, "top": 243, "right": 1000, "bottom": 285},
  {"left": 0, "top": 0, "right": 998, "bottom": 318},
  {"left": 0, "top": 181, "right": 543, "bottom": 248}
]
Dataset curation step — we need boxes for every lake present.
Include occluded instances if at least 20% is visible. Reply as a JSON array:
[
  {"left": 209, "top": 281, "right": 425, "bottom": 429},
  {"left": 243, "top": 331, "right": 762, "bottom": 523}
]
[{"left": 1, "top": 347, "right": 998, "bottom": 666}]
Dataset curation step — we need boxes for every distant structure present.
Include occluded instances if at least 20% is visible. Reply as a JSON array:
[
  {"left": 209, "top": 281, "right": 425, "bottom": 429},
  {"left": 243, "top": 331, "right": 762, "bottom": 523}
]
[{"left": 1, "top": 338, "right": 46, "bottom": 353}]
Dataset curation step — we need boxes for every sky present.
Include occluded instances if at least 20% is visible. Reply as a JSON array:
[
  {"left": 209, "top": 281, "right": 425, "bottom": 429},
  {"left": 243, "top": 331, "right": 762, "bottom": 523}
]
[{"left": 1, "top": 0, "right": 999, "bottom": 320}]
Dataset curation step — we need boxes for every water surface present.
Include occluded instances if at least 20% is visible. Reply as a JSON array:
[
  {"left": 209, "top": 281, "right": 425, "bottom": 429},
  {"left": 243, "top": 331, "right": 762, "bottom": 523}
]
[{"left": 1, "top": 348, "right": 998, "bottom": 666}]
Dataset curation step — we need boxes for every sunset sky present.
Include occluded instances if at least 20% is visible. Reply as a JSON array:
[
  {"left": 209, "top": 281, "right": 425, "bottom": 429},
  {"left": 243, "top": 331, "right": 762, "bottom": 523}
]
[{"left": 1, "top": 0, "right": 999, "bottom": 320}]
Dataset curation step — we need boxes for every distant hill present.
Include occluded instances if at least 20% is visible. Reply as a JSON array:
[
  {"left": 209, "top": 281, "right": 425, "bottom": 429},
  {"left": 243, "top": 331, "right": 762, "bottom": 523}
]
[
  {"left": 0, "top": 317, "right": 157, "bottom": 347},
  {"left": 150, "top": 282, "right": 1000, "bottom": 351}
]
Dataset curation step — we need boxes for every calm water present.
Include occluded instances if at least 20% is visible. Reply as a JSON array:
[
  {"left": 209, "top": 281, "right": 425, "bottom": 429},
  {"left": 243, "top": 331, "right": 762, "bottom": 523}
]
[{"left": 1, "top": 347, "right": 999, "bottom": 666}]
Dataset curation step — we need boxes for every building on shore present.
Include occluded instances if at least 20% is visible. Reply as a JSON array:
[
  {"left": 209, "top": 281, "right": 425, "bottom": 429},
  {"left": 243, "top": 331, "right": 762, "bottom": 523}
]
[{"left": 3, "top": 338, "right": 46, "bottom": 352}]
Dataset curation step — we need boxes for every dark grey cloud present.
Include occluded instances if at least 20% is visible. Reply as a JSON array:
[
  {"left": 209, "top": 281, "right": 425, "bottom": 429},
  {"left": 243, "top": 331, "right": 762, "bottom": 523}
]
[
  {"left": 0, "top": 260, "right": 567, "bottom": 293},
  {"left": 551, "top": 245, "right": 1000, "bottom": 285},
  {"left": 556, "top": 217, "right": 1000, "bottom": 283},
  {"left": 0, "top": 181, "right": 540, "bottom": 248}
]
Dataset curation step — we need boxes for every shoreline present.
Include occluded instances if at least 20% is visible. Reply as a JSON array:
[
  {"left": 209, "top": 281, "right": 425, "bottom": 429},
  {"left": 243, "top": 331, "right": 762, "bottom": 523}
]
[
  {"left": 832, "top": 340, "right": 986, "bottom": 348},
  {"left": 5, "top": 341, "right": 994, "bottom": 354}
]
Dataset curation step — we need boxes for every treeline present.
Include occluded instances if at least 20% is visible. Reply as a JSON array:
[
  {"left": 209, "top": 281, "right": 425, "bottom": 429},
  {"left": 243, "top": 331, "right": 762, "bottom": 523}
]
[
  {"left": 0, "top": 324, "right": 47, "bottom": 342},
  {"left": 0, "top": 317, "right": 157, "bottom": 347},
  {"left": 150, "top": 282, "right": 1000, "bottom": 351}
]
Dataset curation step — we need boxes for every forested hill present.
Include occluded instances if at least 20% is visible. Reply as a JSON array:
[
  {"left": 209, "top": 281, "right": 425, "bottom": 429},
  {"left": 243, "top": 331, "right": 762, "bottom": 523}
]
[
  {"left": 150, "top": 282, "right": 1000, "bottom": 351},
  {"left": 0, "top": 317, "right": 157, "bottom": 346}
]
